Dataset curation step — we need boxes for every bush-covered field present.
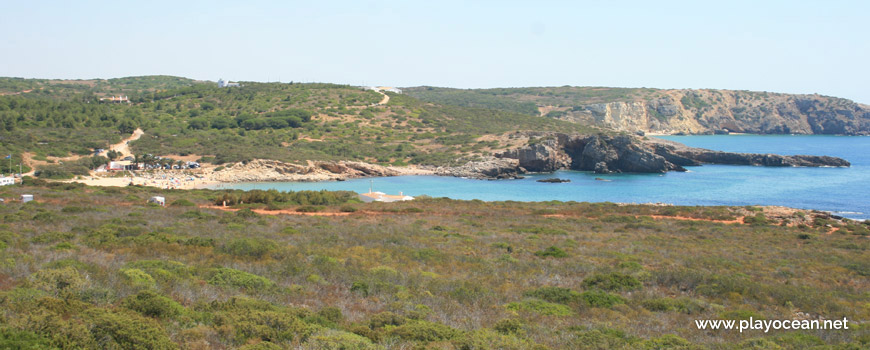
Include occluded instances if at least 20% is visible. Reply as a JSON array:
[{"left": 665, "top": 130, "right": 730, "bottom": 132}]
[{"left": 0, "top": 183, "right": 868, "bottom": 349}]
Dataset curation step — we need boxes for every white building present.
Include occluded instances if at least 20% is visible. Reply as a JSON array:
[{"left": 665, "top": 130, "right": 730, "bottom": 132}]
[
  {"left": 358, "top": 191, "right": 414, "bottom": 203},
  {"left": 218, "top": 79, "right": 240, "bottom": 88},
  {"left": 366, "top": 86, "right": 402, "bottom": 94},
  {"left": 0, "top": 177, "right": 14, "bottom": 186},
  {"left": 148, "top": 196, "right": 166, "bottom": 206}
]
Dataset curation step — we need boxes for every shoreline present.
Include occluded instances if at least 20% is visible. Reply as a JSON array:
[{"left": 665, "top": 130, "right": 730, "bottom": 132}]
[{"left": 55, "top": 171, "right": 868, "bottom": 222}]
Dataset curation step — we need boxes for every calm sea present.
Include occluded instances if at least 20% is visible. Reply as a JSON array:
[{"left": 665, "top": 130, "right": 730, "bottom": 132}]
[{"left": 220, "top": 135, "right": 870, "bottom": 220}]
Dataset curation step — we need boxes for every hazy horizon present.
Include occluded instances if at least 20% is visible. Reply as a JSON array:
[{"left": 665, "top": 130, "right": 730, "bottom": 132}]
[{"left": 2, "top": 1, "right": 868, "bottom": 103}]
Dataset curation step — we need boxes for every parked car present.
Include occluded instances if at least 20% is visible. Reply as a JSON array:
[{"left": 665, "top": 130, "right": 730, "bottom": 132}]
[{"left": 122, "top": 156, "right": 134, "bottom": 161}]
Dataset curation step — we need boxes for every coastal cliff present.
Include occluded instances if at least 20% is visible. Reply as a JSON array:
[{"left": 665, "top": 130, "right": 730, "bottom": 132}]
[
  {"left": 496, "top": 133, "right": 850, "bottom": 175},
  {"left": 405, "top": 86, "right": 870, "bottom": 136},
  {"left": 552, "top": 90, "right": 870, "bottom": 136}
]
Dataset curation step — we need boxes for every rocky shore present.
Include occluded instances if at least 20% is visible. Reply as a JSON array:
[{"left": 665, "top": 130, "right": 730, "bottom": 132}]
[
  {"left": 207, "top": 159, "right": 436, "bottom": 183},
  {"left": 121, "top": 132, "right": 850, "bottom": 186}
]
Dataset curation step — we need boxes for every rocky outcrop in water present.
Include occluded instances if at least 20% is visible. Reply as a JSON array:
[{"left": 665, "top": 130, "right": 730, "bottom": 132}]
[
  {"left": 434, "top": 157, "right": 522, "bottom": 179},
  {"left": 648, "top": 138, "right": 852, "bottom": 168},
  {"left": 497, "top": 133, "right": 850, "bottom": 175}
]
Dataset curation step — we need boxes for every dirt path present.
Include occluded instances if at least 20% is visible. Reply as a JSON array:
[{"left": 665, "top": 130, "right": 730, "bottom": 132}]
[
  {"left": 0, "top": 89, "right": 33, "bottom": 96},
  {"left": 646, "top": 215, "right": 745, "bottom": 225},
  {"left": 375, "top": 90, "right": 390, "bottom": 105},
  {"left": 21, "top": 128, "right": 144, "bottom": 176},
  {"left": 200, "top": 205, "right": 390, "bottom": 217},
  {"left": 110, "top": 128, "right": 144, "bottom": 159},
  {"left": 543, "top": 213, "right": 746, "bottom": 225}
]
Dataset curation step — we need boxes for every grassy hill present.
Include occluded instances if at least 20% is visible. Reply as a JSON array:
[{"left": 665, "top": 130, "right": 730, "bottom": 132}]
[
  {"left": 0, "top": 183, "right": 867, "bottom": 349},
  {"left": 404, "top": 86, "right": 662, "bottom": 115},
  {"left": 0, "top": 75, "right": 198, "bottom": 100},
  {"left": 0, "top": 77, "right": 597, "bottom": 178}
]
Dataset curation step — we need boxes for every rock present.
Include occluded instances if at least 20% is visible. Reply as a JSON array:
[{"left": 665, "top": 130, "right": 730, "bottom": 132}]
[
  {"left": 497, "top": 132, "right": 849, "bottom": 175},
  {"left": 436, "top": 157, "right": 521, "bottom": 179},
  {"left": 497, "top": 139, "right": 569, "bottom": 172},
  {"left": 536, "top": 178, "right": 570, "bottom": 183},
  {"left": 647, "top": 138, "right": 851, "bottom": 167}
]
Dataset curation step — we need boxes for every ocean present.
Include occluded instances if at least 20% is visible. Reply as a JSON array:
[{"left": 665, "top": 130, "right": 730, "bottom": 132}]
[{"left": 219, "top": 135, "right": 870, "bottom": 220}]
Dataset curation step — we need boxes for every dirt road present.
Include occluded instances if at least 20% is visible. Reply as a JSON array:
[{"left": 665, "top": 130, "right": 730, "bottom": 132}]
[
  {"left": 22, "top": 128, "right": 144, "bottom": 176},
  {"left": 376, "top": 90, "right": 390, "bottom": 105},
  {"left": 110, "top": 128, "right": 144, "bottom": 159}
]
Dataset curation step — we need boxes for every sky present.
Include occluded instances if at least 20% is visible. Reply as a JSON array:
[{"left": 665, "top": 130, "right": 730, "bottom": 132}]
[{"left": 1, "top": 0, "right": 868, "bottom": 102}]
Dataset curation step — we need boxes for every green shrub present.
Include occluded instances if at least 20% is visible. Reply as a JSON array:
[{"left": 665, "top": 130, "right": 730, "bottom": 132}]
[
  {"left": 505, "top": 298, "right": 573, "bottom": 316},
  {"left": 350, "top": 281, "right": 370, "bottom": 296},
  {"left": 297, "top": 205, "right": 325, "bottom": 213},
  {"left": 212, "top": 309, "right": 316, "bottom": 345},
  {"left": 339, "top": 205, "right": 358, "bottom": 213},
  {"left": 317, "top": 306, "right": 344, "bottom": 324},
  {"left": 641, "top": 297, "right": 706, "bottom": 314},
  {"left": 52, "top": 242, "right": 75, "bottom": 251},
  {"left": 304, "top": 329, "right": 381, "bottom": 350},
  {"left": 640, "top": 334, "right": 694, "bottom": 349},
  {"left": 453, "top": 329, "right": 540, "bottom": 350},
  {"left": 30, "top": 267, "right": 87, "bottom": 296},
  {"left": 61, "top": 205, "right": 92, "bottom": 213},
  {"left": 84, "top": 308, "right": 179, "bottom": 350},
  {"left": 124, "top": 260, "right": 191, "bottom": 282},
  {"left": 207, "top": 268, "right": 275, "bottom": 289},
  {"left": 582, "top": 272, "right": 641, "bottom": 291},
  {"left": 744, "top": 213, "right": 768, "bottom": 226},
  {"left": 579, "top": 290, "right": 626, "bottom": 308},
  {"left": 523, "top": 286, "right": 580, "bottom": 304},
  {"left": 720, "top": 309, "right": 765, "bottom": 321},
  {"left": 533, "top": 246, "right": 569, "bottom": 258},
  {"left": 121, "top": 290, "right": 185, "bottom": 319},
  {"left": 120, "top": 268, "right": 157, "bottom": 289},
  {"left": 387, "top": 320, "right": 458, "bottom": 342},
  {"left": 493, "top": 319, "right": 524, "bottom": 335},
  {"left": 368, "top": 312, "right": 406, "bottom": 329},
  {"left": 235, "top": 208, "right": 258, "bottom": 218},
  {"left": 220, "top": 237, "right": 277, "bottom": 258},
  {"left": 0, "top": 328, "right": 54, "bottom": 350},
  {"left": 170, "top": 199, "right": 195, "bottom": 207},
  {"left": 568, "top": 327, "right": 639, "bottom": 349}
]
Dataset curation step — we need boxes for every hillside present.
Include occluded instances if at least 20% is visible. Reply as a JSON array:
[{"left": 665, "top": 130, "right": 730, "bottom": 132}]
[
  {"left": 0, "top": 182, "right": 867, "bottom": 349},
  {"left": 0, "top": 77, "right": 599, "bottom": 178},
  {"left": 404, "top": 86, "right": 870, "bottom": 135},
  {"left": 0, "top": 75, "right": 198, "bottom": 100}
]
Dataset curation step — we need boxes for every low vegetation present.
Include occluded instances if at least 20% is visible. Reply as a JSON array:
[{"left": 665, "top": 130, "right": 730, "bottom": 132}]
[{"left": 0, "top": 183, "right": 867, "bottom": 349}]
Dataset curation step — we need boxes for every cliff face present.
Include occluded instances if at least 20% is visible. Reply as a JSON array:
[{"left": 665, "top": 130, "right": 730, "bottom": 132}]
[
  {"left": 497, "top": 133, "right": 850, "bottom": 175},
  {"left": 550, "top": 90, "right": 870, "bottom": 135}
]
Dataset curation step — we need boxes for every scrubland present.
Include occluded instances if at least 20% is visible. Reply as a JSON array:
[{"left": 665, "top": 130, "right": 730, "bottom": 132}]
[{"left": 0, "top": 182, "right": 868, "bottom": 349}]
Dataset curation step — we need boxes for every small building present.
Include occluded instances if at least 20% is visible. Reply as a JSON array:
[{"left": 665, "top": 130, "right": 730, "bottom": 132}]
[
  {"left": 21, "top": 194, "right": 33, "bottom": 203},
  {"left": 108, "top": 161, "right": 124, "bottom": 171},
  {"left": 359, "top": 191, "right": 414, "bottom": 203},
  {"left": 147, "top": 196, "right": 166, "bottom": 206},
  {"left": 217, "top": 79, "right": 240, "bottom": 88},
  {"left": 0, "top": 177, "right": 14, "bottom": 186},
  {"left": 99, "top": 95, "right": 130, "bottom": 103}
]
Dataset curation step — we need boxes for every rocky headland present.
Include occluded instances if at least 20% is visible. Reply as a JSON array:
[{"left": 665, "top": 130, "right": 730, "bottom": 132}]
[
  {"left": 494, "top": 132, "right": 849, "bottom": 175},
  {"left": 198, "top": 133, "right": 850, "bottom": 183}
]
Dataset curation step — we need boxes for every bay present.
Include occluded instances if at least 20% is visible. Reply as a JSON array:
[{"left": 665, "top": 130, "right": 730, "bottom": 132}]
[{"left": 220, "top": 135, "right": 870, "bottom": 220}]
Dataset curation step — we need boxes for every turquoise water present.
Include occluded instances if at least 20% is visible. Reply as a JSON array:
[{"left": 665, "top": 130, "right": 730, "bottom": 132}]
[{"left": 221, "top": 135, "right": 870, "bottom": 220}]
